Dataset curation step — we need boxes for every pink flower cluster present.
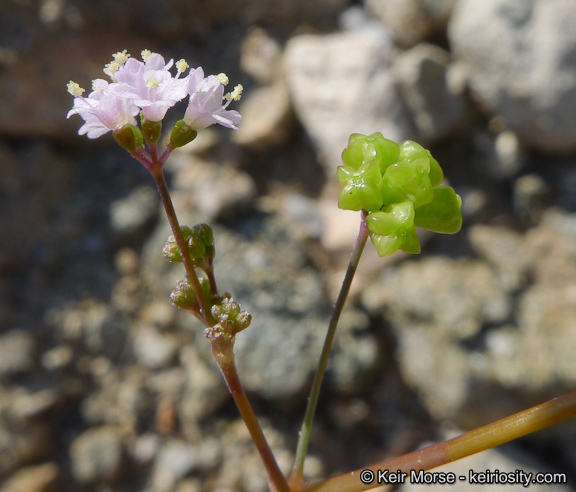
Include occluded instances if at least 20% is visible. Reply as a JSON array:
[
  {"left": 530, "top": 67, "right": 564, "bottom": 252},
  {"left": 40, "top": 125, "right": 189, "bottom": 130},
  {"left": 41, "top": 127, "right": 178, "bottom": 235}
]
[{"left": 67, "top": 50, "right": 242, "bottom": 139}]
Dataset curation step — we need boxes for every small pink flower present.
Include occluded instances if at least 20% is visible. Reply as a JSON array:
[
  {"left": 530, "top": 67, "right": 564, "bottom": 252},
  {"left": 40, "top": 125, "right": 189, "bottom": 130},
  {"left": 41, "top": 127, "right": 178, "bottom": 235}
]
[
  {"left": 67, "top": 80, "right": 139, "bottom": 138},
  {"left": 113, "top": 52, "right": 189, "bottom": 122},
  {"left": 183, "top": 68, "right": 242, "bottom": 130},
  {"left": 67, "top": 50, "right": 242, "bottom": 139}
]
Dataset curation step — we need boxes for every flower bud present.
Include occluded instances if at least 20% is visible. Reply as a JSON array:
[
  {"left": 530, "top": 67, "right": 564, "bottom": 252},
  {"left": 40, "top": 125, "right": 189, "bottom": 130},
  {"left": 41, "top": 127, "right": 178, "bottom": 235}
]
[
  {"left": 113, "top": 124, "right": 144, "bottom": 154},
  {"left": 170, "top": 120, "right": 197, "bottom": 148},
  {"left": 170, "top": 277, "right": 212, "bottom": 312},
  {"left": 170, "top": 279, "right": 196, "bottom": 309},
  {"left": 162, "top": 224, "right": 215, "bottom": 267},
  {"left": 209, "top": 294, "right": 251, "bottom": 337},
  {"left": 163, "top": 233, "right": 183, "bottom": 263},
  {"left": 190, "top": 224, "right": 215, "bottom": 262}
]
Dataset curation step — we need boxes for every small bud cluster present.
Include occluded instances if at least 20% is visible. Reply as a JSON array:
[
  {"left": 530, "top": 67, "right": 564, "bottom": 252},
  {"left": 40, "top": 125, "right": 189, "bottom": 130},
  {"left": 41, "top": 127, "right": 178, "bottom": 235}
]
[
  {"left": 204, "top": 294, "right": 252, "bottom": 344},
  {"left": 163, "top": 224, "right": 215, "bottom": 271},
  {"left": 170, "top": 277, "right": 212, "bottom": 314},
  {"left": 338, "top": 133, "right": 462, "bottom": 257}
]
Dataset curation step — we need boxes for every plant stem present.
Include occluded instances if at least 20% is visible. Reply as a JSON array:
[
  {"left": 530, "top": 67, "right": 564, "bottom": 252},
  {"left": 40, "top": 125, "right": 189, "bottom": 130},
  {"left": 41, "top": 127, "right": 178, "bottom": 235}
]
[
  {"left": 151, "top": 165, "right": 214, "bottom": 326},
  {"left": 151, "top": 159, "right": 286, "bottom": 490},
  {"left": 290, "top": 211, "right": 369, "bottom": 485},
  {"left": 205, "top": 264, "right": 218, "bottom": 296},
  {"left": 305, "top": 389, "right": 576, "bottom": 492},
  {"left": 216, "top": 345, "right": 291, "bottom": 492}
]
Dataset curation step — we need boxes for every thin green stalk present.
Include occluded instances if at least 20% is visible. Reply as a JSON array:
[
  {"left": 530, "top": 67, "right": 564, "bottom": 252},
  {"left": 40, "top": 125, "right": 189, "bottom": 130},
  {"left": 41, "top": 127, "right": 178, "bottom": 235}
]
[
  {"left": 290, "top": 211, "right": 369, "bottom": 485},
  {"left": 216, "top": 346, "right": 291, "bottom": 492},
  {"left": 151, "top": 165, "right": 214, "bottom": 326},
  {"left": 305, "top": 389, "right": 576, "bottom": 492}
]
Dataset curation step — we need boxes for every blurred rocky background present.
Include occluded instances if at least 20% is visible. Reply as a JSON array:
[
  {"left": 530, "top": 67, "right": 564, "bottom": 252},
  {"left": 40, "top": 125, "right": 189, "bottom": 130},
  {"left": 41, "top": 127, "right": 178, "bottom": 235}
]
[{"left": 2, "top": 0, "right": 576, "bottom": 490}]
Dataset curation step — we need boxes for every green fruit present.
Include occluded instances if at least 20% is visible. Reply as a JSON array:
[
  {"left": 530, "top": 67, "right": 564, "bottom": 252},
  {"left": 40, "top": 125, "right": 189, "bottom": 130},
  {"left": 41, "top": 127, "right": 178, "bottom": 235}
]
[
  {"left": 414, "top": 186, "right": 463, "bottom": 234},
  {"left": 337, "top": 160, "right": 384, "bottom": 212},
  {"left": 399, "top": 140, "right": 444, "bottom": 186},
  {"left": 366, "top": 201, "right": 421, "bottom": 256},
  {"left": 342, "top": 133, "right": 400, "bottom": 174},
  {"left": 381, "top": 157, "right": 434, "bottom": 209}
]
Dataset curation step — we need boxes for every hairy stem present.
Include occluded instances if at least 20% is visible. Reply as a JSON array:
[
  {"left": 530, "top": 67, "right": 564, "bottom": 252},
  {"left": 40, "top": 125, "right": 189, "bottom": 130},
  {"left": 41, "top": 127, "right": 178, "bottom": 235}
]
[
  {"left": 290, "top": 211, "right": 369, "bottom": 485},
  {"left": 305, "top": 389, "right": 576, "bottom": 492}
]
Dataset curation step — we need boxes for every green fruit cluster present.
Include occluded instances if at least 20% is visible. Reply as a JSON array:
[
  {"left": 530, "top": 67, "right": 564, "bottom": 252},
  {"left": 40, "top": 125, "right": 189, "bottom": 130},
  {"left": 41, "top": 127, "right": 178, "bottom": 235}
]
[{"left": 338, "top": 133, "right": 462, "bottom": 257}]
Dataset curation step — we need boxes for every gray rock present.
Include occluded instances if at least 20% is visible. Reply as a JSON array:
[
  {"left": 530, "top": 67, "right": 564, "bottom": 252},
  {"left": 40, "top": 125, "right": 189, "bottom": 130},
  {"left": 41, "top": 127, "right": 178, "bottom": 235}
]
[
  {"left": 215, "top": 226, "right": 330, "bottom": 399},
  {"left": 449, "top": 0, "right": 576, "bottom": 152},
  {"left": 132, "top": 433, "right": 162, "bottom": 465},
  {"left": 284, "top": 30, "right": 414, "bottom": 172},
  {"left": 362, "top": 257, "right": 512, "bottom": 420},
  {"left": 485, "top": 211, "right": 576, "bottom": 391},
  {"left": 469, "top": 225, "right": 532, "bottom": 291},
  {"left": 233, "top": 82, "right": 293, "bottom": 151},
  {"left": 326, "top": 309, "right": 379, "bottom": 394},
  {"left": 41, "top": 345, "right": 74, "bottom": 372},
  {"left": 0, "top": 462, "right": 59, "bottom": 492},
  {"left": 70, "top": 426, "right": 124, "bottom": 484},
  {"left": 393, "top": 43, "right": 468, "bottom": 142},
  {"left": 81, "top": 365, "right": 150, "bottom": 428},
  {"left": 0, "top": 329, "right": 35, "bottom": 376},
  {"left": 110, "top": 186, "right": 159, "bottom": 238},
  {"left": 0, "top": 419, "right": 51, "bottom": 475},
  {"left": 240, "top": 28, "right": 283, "bottom": 85},
  {"left": 151, "top": 439, "right": 221, "bottom": 492},
  {"left": 365, "top": 0, "right": 453, "bottom": 47},
  {"left": 179, "top": 346, "right": 229, "bottom": 421},
  {"left": 513, "top": 174, "right": 548, "bottom": 225},
  {"left": 363, "top": 211, "right": 576, "bottom": 427},
  {"left": 4, "top": 382, "right": 60, "bottom": 420},
  {"left": 79, "top": 303, "right": 128, "bottom": 362},
  {"left": 133, "top": 326, "right": 178, "bottom": 370},
  {"left": 166, "top": 152, "right": 256, "bottom": 221},
  {"left": 363, "top": 257, "right": 511, "bottom": 340}
]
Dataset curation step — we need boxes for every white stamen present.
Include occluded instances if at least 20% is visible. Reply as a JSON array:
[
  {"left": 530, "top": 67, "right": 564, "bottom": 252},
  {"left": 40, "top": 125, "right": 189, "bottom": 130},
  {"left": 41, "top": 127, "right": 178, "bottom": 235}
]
[
  {"left": 112, "top": 49, "right": 130, "bottom": 65},
  {"left": 224, "top": 84, "right": 243, "bottom": 101},
  {"left": 176, "top": 59, "right": 189, "bottom": 73},
  {"left": 217, "top": 73, "right": 229, "bottom": 86},
  {"left": 146, "top": 76, "right": 159, "bottom": 90},
  {"left": 67, "top": 81, "right": 85, "bottom": 97}
]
